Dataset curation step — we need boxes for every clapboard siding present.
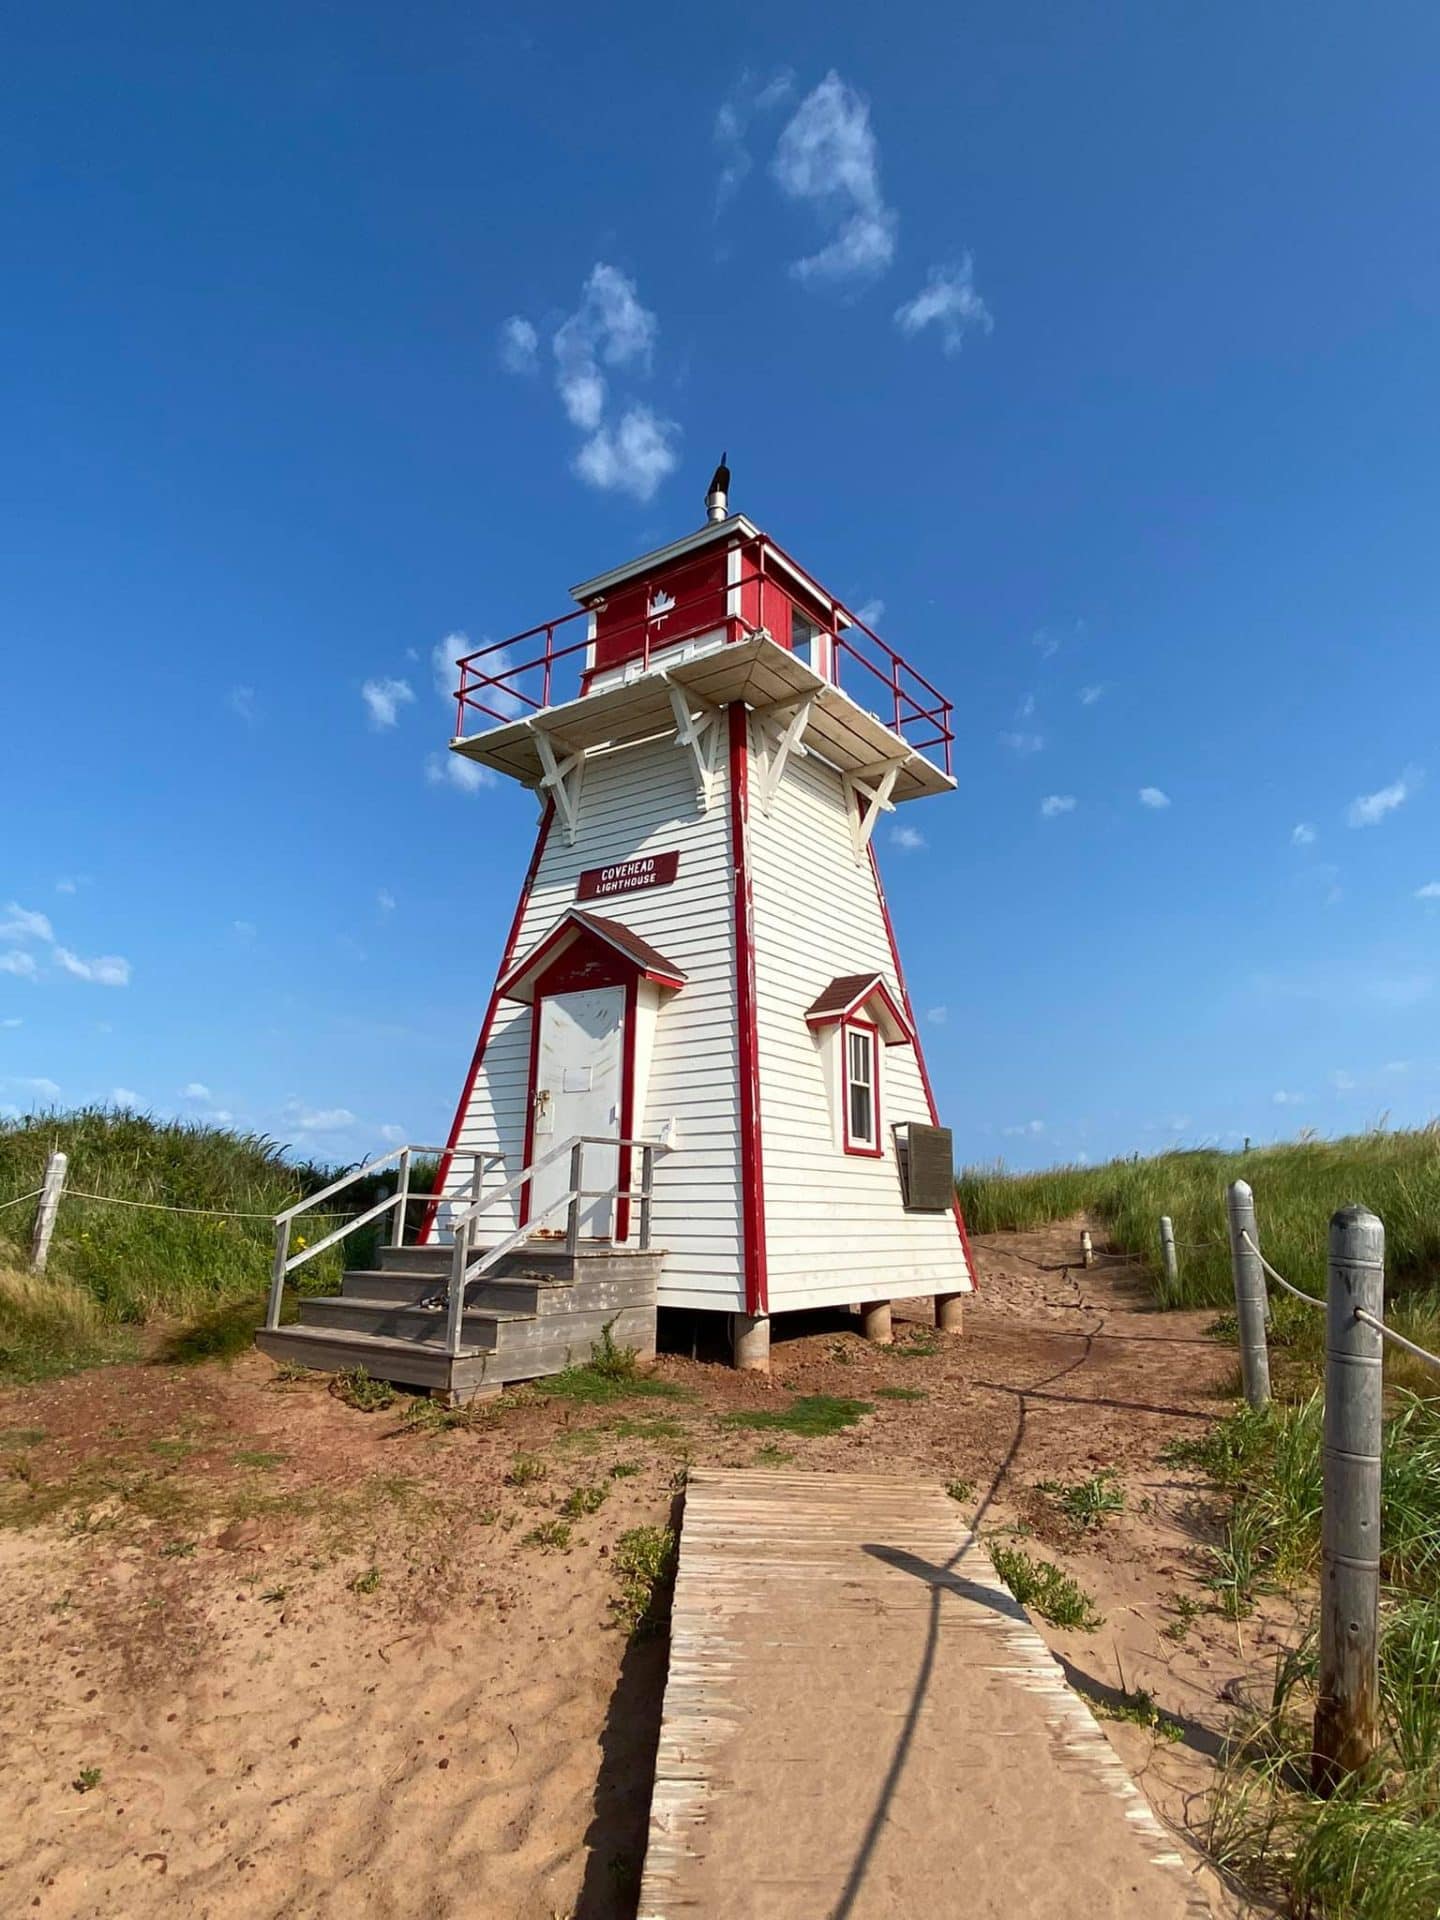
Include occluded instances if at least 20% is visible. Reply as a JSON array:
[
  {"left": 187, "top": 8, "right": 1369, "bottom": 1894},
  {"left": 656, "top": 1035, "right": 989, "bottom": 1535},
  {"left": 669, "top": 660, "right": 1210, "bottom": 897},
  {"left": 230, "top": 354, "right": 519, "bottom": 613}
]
[
  {"left": 442, "top": 735, "right": 746, "bottom": 1310},
  {"left": 749, "top": 737, "right": 971, "bottom": 1309}
]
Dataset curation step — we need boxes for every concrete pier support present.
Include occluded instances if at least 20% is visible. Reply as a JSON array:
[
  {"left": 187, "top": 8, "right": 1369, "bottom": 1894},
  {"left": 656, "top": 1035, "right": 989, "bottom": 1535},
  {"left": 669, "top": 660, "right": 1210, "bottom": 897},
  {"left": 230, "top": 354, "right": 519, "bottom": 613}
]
[
  {"left": 732, "top": 1313, "right": 771, "bottom": 1372},
  {"left": 934, "top": 1293, "right": 965, "bottom": 1334},
  {"left": 860, "top": 1301, "right": 893, "bottom": 1345}
]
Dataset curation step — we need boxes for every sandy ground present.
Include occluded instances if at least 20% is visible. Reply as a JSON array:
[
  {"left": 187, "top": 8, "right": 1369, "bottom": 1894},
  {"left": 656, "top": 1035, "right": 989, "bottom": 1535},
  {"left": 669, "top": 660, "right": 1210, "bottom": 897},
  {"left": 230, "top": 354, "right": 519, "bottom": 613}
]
[{"left": 0, "top": 1219, "right": 1282, "bottom": 1918}]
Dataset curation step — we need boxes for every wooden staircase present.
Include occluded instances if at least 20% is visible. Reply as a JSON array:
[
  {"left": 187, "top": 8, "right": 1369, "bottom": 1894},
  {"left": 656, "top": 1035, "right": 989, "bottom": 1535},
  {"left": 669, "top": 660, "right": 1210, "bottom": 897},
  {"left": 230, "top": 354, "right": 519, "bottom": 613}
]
[{"left": 255, "top": 1239, "right": 661, "bottom": 1404}]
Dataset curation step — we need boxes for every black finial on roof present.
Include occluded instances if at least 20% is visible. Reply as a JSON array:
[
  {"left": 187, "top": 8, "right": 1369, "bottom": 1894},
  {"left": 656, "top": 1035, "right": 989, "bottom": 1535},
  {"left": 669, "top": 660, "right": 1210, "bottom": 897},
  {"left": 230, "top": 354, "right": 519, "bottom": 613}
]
[
  {"left": 709, "top": 451, "right": 730, "bottom": 495},
  {"left": 704, "top": 452, "right": 731, "bottom": 523}
]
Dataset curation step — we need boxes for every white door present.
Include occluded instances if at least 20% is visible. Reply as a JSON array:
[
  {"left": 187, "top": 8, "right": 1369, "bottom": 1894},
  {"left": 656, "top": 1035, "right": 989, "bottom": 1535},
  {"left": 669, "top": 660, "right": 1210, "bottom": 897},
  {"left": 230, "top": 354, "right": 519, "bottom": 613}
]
[{"left": 529, "top": 986, "right": 625, "bottom": 1237}]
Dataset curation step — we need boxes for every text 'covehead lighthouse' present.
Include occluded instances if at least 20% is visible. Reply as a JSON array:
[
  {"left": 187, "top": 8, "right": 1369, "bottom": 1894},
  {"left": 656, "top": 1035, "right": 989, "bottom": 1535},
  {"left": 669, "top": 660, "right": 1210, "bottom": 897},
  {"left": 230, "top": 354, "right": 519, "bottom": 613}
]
[{"left": 425, "top": 462, "right": 975, "bottom": 1370}]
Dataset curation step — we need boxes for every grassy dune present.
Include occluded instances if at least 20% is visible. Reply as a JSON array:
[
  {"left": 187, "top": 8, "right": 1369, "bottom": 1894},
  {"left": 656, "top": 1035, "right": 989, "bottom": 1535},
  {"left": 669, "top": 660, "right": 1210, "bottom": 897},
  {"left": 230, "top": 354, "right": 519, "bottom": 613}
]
[
  {"left": 960, "top": 1131, "right": 1440, "bottom": 1919},
  {"left": 0, "top": 1108, "right": 375, "bottom": 1380}
]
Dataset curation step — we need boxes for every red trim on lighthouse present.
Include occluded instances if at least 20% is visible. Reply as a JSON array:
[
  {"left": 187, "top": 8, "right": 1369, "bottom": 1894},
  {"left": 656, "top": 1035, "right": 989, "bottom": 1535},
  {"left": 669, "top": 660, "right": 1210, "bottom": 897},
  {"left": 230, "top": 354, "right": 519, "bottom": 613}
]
[
  {"left": 866, "top": 837, "right": 980, "bottom": 1291},
  {"left": 420, "top": 799, "right": 556, "bottom": 1243},
  {"left": 728, "top": 701, "right": 768, "bottom": 1316}
]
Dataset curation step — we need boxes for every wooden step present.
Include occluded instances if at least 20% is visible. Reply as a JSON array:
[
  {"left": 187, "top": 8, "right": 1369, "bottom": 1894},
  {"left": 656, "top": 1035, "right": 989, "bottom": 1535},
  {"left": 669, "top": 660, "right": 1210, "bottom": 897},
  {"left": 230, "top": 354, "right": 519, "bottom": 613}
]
[
  {"left": 299, "top": 1295, "right": 533, "bottom": 1347},
  {"left": 255, "top": 1324, "right": 492, "bottom": 1393},
  {"left": 377, "top": 1244, "right": 452, "bottom": 1277},
  {"left": 339, "top": 1269, "right": 570, "bottom": 1313}
]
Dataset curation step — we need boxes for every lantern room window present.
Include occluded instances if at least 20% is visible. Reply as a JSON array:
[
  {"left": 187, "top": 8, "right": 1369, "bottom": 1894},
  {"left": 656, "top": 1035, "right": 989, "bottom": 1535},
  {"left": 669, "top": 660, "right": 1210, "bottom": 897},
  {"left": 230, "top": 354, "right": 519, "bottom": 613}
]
[{"left": 843, "top": 1022, "right": 881, "bottom": 1155}]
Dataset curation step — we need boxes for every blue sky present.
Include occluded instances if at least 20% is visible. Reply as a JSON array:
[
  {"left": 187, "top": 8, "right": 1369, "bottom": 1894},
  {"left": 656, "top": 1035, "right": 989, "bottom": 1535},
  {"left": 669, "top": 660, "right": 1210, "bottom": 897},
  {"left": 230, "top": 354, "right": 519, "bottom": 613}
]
[{"left": 3, "top": 2, "right": 1439, "bottom": 1171}]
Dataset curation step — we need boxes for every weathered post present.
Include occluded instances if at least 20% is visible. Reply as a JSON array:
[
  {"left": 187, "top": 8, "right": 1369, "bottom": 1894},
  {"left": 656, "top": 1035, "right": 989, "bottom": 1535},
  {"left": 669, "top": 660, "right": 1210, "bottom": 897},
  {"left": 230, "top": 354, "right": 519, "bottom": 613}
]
[
  {"left": 564, "top": 1140, "right": 584, "bottom": 1255},
  {"left": 1159, "top": 1215, "right": 1179, "bottom": 1296},
  {"left": 1080, "top": 1228, "right": 1094, "bottom": 1270},
  {"left": 1225, "top": 1180, "right": 1271, "bottom": 1409},
  {"left": 390, "top": 1146, "right": 412, "bottom": 1249},
  {"left": 29, "top": 1150, "right": 67, "bottom": 1275},
  {"left": 860, "top": 1301, "right": 893, "bottom": 1345},
  {"left": 1312, "top": 1205, "right": 1384, "bottom": 1794}
]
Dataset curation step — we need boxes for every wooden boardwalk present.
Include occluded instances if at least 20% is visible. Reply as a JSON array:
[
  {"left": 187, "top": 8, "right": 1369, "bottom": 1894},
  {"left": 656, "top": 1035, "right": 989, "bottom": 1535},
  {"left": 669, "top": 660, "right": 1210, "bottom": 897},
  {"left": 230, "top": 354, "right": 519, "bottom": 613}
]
[{"left": 639, "top": 1469, "right": 1216, "bottom": 1920}]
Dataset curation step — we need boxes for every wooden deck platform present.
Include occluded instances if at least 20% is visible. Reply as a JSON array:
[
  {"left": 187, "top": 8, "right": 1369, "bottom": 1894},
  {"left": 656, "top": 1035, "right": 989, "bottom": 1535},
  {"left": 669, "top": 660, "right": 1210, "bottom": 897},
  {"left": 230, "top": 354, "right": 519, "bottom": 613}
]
[{"left": 639, "top": 1470, "right": 1216, "bottom": 1920}]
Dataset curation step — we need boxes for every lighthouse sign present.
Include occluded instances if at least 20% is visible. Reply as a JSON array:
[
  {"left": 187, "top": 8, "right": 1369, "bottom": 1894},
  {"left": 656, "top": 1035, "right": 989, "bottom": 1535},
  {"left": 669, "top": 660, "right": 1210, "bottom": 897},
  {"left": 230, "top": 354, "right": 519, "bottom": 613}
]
[{"left": 577, "top": 851, "right": 681, "bottom": 902}]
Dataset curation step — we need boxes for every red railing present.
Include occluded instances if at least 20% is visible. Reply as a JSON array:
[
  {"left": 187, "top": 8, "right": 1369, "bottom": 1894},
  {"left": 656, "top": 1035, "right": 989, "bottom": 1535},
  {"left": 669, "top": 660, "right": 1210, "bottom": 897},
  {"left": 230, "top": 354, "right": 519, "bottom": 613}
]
[{"left": 451, "top": 556, "right": 954, "bottom": 777}]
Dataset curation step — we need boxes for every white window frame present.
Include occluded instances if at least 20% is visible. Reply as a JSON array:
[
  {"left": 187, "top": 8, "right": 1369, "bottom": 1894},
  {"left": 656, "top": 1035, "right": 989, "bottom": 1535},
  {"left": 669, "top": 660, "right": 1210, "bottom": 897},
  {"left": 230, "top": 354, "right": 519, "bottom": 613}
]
[{"left": 842, "top": 1019, "right": 881, "bottom": 1155}]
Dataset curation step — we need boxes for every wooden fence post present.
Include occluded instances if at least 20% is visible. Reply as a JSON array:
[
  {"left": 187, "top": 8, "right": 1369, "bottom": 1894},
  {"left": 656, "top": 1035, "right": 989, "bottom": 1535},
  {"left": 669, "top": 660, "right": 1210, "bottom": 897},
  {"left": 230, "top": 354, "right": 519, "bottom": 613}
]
[
  {"left": 1080, "top": 1229, "right": 1094, "bottom": 1270},
  {"left": 29, "top": 1150, "right": 67, "bottom": 1275},
  {"left": 1225, "top": 1180, "right": 1271, "bottom": 1410},
  {"left": 1159, "top": 1215, "right": 1179, "bottom": 1295},
  {"left": 1312, "top": 1204, "right": 1384, "bottom": 1794}
]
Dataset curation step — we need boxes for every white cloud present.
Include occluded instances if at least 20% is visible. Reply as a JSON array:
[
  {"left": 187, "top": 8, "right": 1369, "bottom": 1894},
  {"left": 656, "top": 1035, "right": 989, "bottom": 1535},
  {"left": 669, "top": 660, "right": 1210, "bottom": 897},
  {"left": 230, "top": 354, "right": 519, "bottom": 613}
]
[
  {"left": 426, "top": 752, "right": 495, "bottom": 794},
  {"left": 925, "top": 1006, "right": 947, "bottom": 1025},
  {"left": 233, "top": 919, "right": 257, "bottom": 940},
  {"left": 1033, "top": 628, "right": 1062, "bottom": 660},
  {"left": 714, "top": 68, "right": 794, "bottom": 211},
  {"left": 1384, "top": 1059, "right": 1412, "bottom": 1074},
  {"left": 553, "top": 263, "right": 658, "bottom": 430},
  {"left": 290, "top": 1106, "right": 358, "bottom": 1133},
  {"left": 0, "top": 903, "right": 54, "bottom": 943},
  {"left": 1138, "top": 787, "right": 1171, "bottom": 809},
  {"left": 183, "top": 1082, "right": 212, "bottom": 1101},
  {"left": 111, "top": 1087, "right": 139, "bottom": 1106},
  {"left": 1002, "top": 1119, "right": 1046, "bottom": 1137},
  {"left": 1040, "top": 794, "right": 1076, "bottom": 818},
  {"left": 1078, "top": 684, "right": 1104, "bottom": 706},
  {"left": 55, "top": 878, "right": 78, "bottom": 894},
  {"left": 1292, "top": 823, "right": 1317, "bottom": 847},
  {"left": 361, "top": 677, "right": 415, "bottom": 730},
  {"left": 772, "top": 72, "right": 896, "bottom": 284},
  {"left": 999, "top": 730, "right": 1045, "bottom": 755},
  {"left": 378, "top": 1123, "right": 407, "bottom": 1145},
  {"left": 2, "top": 1075, "right": 61, "bottom": 1100},
  {"left": 227, "top": 685, "right": 257, "bottom": 722},
  {"left": 54, "top": 947, "right": 130, "bottom": 986},
  {"left": 852, "top": 597, "right": 885, "bottom": 628},
  {"left": 0, "top": 951, "right": 38, "bottom": 979},
  {"left": 889, "top": 823, "right": 926, "bottom": 851},
  {"left": 1414, "top": 882, "right": 1440, "bottom": 900},
  {"left": 574, "top": 405, "right": 681, "bottom": 503},
  {"left": 1331, "top": 1071, "right": 1356, "bottom": 1091},
  {"left": 1272, "top": 1090, "right": 1304, "bottom": 1106},
  {"left": 498, "top": 315, "right": 539, "bottom": 374},
  {"left": 1347, "top": 775, "right": 1414, "bottom": 828},
  {"left": 894, "top": 257, "right": 993, "bottom": 355},
  {"left": 377, "top": 889, "right": 396, "bottom": 914},
  {"left": 1, "top": 1016, "right": 21, "bottom": 1027}
]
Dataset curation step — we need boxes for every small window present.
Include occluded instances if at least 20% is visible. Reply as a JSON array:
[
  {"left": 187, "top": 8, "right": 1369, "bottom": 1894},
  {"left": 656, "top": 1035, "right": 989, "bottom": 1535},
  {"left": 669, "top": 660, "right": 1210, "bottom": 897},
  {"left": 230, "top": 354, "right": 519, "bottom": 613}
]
[
  {"left": 791, "top": 610, "right": 823, "bottom": 672},
  {"left": 844, "top": 1023, "right": 880, "bottom": 1153}
]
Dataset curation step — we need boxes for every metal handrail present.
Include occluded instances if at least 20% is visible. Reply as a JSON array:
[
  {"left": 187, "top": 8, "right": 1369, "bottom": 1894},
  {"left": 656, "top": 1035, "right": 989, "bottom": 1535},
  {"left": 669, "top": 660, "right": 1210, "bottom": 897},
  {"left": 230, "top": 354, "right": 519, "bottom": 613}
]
[
  {"left": 450, "top": 557, "right": 955, "bottom": 776},
  {"left": 264, "top": 1143, "right": 499, "bottom": 1331}
]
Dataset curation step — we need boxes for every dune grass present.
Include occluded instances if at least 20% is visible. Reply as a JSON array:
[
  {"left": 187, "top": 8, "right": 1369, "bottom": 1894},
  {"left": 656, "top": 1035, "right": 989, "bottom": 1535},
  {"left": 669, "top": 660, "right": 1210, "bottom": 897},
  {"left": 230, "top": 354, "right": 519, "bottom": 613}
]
[
  {"left": 957, "top": 1129, "right": 1440, "bottom": 1386},
  {"left": 0, "top": 1107, "right": 390, "bottom": 1381}
]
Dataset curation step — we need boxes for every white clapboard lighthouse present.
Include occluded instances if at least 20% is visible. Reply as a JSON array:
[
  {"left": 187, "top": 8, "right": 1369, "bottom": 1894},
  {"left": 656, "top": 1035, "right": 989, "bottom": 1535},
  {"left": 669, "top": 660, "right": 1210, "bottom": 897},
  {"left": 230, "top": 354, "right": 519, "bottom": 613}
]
[{"left": 423, "top": 464, "right": 975, "bottom": 1371}]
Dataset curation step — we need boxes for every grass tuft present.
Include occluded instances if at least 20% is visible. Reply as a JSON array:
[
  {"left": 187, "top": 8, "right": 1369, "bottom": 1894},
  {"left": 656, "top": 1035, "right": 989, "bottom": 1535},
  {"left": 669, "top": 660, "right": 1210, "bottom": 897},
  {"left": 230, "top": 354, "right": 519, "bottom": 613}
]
[
  {"left": 328, "top": 1367, "right": 395, "bottom": 1413},
  {"left": 723, "top": 1394, "right": 873, "bottom": 1438},
  {"left": 611, "top": 1524, "right": 676, "bottom": 1636},
  {"left": 991, "top": 1543, "right": 1103, "bottom": 1630}
]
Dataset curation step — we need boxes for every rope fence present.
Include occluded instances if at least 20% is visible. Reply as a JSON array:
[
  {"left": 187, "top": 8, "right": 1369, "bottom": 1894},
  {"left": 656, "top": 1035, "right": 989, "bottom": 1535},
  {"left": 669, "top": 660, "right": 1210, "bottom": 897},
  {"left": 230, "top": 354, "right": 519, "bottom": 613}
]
[{"left": 0, "top": 1187, "right": 43, "bottom": 1214}]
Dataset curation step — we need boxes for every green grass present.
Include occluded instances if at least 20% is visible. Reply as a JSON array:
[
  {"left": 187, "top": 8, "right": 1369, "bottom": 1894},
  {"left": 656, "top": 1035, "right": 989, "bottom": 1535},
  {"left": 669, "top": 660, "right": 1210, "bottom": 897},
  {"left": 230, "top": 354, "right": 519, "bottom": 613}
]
[
  {"left": 1035, "top": 1467, "right": 1125, "bottom": 1527},
  {"left": 1083, "top": 1684, "right": 1184, "bottom": 1741},
  {"left": 329, "top": 1366, "right": 396, "bottom": 1412},
  {"left": 990, "top": 1543, "right": 1103, "bottom": 1630},
  {"left": 0, "top": 1109, "right": 399, "bottom": 1382},
  {"left": 521, "top": 1518, "right": 572, "bottom": 1550},
  {"left": 957, "top": 1128, "right": 1440, "bottom": 1344},
  {"left": 874, "top": 1385, "right": 927, "bottom": 1402},
  {"left": 611, "top": 1524, "right": 676, "bottom": 1636},
  {"left": 723, "top": 1394, "right": 873, "bottom": 1438},
  {"left": 560, "top": 1482, "right": 608, "bottom": 1518}
]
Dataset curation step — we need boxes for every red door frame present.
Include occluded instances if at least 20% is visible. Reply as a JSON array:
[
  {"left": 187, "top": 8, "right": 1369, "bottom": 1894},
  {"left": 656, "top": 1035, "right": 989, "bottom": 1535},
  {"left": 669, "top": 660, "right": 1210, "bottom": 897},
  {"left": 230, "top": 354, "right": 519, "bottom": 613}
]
[{"left": 518, "top": 945, "right": 640, "bottom": 1241}]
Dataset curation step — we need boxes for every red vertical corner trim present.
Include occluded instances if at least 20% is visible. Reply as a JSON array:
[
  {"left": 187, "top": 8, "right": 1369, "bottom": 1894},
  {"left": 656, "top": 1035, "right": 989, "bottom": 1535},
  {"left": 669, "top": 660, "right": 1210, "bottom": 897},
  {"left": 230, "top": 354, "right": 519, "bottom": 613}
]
[
  {"left": 419, "top": 799, "right": 556, "bottom": 1244},
  {"left": 728, "top": 701, "right": 768, "bottom": 1315},
  {"left": 866, "top": 835, "right": 980, "bottom": 1292}
]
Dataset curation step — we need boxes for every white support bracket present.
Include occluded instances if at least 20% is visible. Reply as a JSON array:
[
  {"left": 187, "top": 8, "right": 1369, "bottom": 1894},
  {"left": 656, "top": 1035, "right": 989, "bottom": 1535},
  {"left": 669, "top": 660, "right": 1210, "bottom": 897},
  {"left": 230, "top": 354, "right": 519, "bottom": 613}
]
[
  {"left": 667, "top": 685, "right": 724, "bottom": 811},
  {"left": 843, "top": 758, "right": 905, "bottom": 860},
  {"left": 531, "top": 727, "right": 587, "bottom": 845},
  {"left": 752, "top": 696, "right": 814, "bottom": 814}
]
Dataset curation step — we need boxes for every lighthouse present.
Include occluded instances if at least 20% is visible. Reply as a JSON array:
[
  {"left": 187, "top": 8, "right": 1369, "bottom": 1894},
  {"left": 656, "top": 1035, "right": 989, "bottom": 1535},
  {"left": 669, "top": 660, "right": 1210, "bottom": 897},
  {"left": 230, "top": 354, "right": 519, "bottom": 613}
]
[{"left": 422, "top": 466, "right": 975, "bottom": 1372}]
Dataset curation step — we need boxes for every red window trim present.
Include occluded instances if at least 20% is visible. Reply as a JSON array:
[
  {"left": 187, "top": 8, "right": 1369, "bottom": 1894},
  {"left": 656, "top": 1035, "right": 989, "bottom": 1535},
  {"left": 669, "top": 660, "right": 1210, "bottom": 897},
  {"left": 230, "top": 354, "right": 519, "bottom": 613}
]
[{"left": 841, "top": 1016, "right": 884, "bottom": 1158}]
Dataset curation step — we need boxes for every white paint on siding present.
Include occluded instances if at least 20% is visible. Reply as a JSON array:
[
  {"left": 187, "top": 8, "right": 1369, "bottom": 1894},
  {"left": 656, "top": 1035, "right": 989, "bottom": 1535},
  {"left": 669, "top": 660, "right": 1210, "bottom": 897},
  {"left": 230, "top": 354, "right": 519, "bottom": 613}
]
[
  {"left": 443, "top": 733, "right": 745, "bottom": 1311},
  {"left": 748, "top": 734, "right": 971, "bottom": 1309}
]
